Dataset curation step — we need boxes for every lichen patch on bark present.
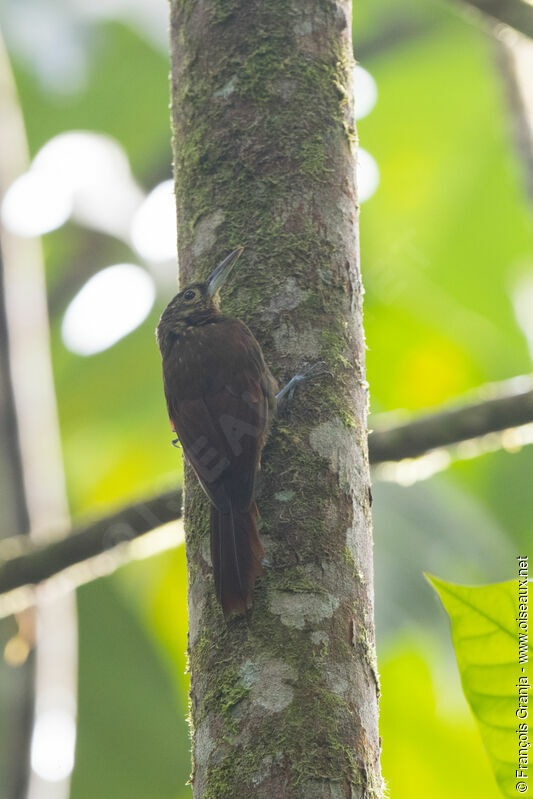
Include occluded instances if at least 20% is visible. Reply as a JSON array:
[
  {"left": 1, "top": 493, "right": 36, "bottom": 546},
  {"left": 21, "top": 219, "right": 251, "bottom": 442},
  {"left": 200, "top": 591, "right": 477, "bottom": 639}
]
[
  {"left": 275, "top": 489, "right": 296, "bottom": 502},
  {"left": 273, "top": 321, "right": 322, "bottom": 359},
  {"left": 309, "top": 417, "right": 367, "bottom": 494},
  {"left": 214, "top": 75, "right": 237, "bottom": 99},
  {"left": 269, "top": 589, "right": 340, "bottom": 629},
  {"left": 300, "top": 780, "right": 349, "bottom": 799},
  {"left": 188, "top": 574, "right": 208, "bottom": 645},
  {"left": 192, "top": 209, "right": 226, "bottom": 257},
  {"left": 263, "top": 278, "right": 309, "bottom": 321},
  {"left": 195, "top": 717, "right": 217, "bottom": 767},
  {"left": 241, "top": 656, "right": 297, "bottom": 712}
]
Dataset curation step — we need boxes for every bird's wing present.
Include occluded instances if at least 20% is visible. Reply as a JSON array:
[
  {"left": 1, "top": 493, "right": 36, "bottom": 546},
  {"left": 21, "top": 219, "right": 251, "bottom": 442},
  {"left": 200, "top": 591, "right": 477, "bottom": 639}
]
[{"left": 162, "top": 320, "right": 271, "bottom": 512}]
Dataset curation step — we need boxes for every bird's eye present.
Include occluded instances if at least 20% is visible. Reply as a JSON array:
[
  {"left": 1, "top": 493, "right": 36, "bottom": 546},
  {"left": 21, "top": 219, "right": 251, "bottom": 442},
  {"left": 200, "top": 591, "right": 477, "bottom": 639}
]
[{"left": 183, "top": 289, "right": 196, "bottom": 301}]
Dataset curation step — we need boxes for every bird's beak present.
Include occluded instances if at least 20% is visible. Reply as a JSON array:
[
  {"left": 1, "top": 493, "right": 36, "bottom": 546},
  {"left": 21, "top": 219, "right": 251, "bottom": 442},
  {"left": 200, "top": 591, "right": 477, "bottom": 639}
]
[{"left": 206, "top": 247, "right": 243, "bottom": 297}]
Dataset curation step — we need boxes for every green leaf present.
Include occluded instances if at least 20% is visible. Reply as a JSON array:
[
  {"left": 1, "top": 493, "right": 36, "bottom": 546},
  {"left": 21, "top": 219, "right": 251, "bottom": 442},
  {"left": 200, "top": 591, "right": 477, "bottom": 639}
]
[{"left": 427, "top": 575, "right": 532, "bottom": 798}]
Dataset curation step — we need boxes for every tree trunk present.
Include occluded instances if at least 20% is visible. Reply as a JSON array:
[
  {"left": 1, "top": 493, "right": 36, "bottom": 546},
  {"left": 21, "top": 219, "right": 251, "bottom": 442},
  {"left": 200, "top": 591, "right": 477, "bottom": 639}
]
[{"left": 169, "top": 1, "right": 382, "bottom": 796}]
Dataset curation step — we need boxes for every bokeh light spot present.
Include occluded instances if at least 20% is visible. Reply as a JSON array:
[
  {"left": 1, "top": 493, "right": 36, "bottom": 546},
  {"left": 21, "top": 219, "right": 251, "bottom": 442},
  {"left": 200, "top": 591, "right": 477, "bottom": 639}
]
[
  {"left": 131, "top": 179, "right": 177, "bottom": 263},
  {"left": 62, "top": 264, "right": 155, "bottom": 356},
  {"left": 33, "top": 131, "right": 143, "bottom": 238},
  {"left": 357, "top": 148, "right": 380, "bottom": 203},
  {"left": 1, "top": 169, "right": 72, "bottom": 237},
  {"left": 397, "top": 339, "right": 471, "bottom": 408},
  {"left": 4, "top": 635, "right": 30, "bottom": 667},
  {"left": 2, "top": 131, "right": 142, "bottom": 239},
  {"left": 30, "top": 709, "right": 76, "bottom": 782},
  {"left": 353, "top": 65, "right": 378, "bottom": 121}
]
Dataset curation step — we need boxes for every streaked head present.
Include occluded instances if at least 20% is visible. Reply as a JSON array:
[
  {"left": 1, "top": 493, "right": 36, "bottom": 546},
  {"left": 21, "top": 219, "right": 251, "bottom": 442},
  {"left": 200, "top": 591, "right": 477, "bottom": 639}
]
[{"left": 157, "top": 247, "right": 243, "bottom": 332}]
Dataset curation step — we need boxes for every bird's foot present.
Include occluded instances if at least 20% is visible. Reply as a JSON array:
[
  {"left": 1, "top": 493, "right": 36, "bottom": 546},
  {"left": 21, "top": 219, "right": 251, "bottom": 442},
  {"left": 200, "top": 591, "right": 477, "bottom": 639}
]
[{"left": 276, "top": 361, "right": 332, "bottom": 405}]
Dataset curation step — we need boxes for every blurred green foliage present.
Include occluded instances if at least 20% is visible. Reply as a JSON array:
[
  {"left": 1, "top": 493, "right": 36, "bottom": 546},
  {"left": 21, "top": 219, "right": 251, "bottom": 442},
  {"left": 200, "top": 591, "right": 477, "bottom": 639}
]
[
  {"left": 73, "top": 565, "right": 190, "bottom": 799},
  {"left": 360, "top": 10, "right": 532, "bottom": 408},
  {"left": 1, "top": 0, "right": 532, "bottom": 796},
  {"left": 379, "top": 638, "right": 503, "bottom": 799}
]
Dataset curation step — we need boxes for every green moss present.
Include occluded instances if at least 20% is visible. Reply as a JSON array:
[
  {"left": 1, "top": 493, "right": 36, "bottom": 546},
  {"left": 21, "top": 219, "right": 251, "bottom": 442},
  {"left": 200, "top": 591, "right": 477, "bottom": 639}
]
[
  {"left": 320, "top": 327, "right": 350, "bottom": 366},
  {"left": 188, "top": 593, "right": 233, "bottom": 678},
  {"left": 201, "top": 676, "right": 362, "bottom": 796},
  {"left": 343, "top": 546, "right": 358, "bottom": 572},
  {"left": 187, "top": 563, "right": 376, "bottom": 793},
  {"left": 204, "top": 665, "right": 250, "bottom": 726},
  {"left": 300, "top": 133, "right": 333, "bottom": 181},
  {"left": 273, "top": 566, "right": 327, "bottom": 595},
  {"left": 202, "top": 760, "right": 235, "bottom": 799},
  {"left": 190, "top": 624, "right": 214, "bottom": 675},
  {"left": 339, "top": 409, "right": 357, "bottom": 428},
  {"left": 356, "top": 628, "right": 380, "bottom": 697},
  {"left": 261, "top": 429, "right": 338, "bottom": 561},
  {"left": 173, "top": 0, "right": 352, "bottom": 267},
  {"left": 282, "top": 688, "right": 359, "bottom": 785}
]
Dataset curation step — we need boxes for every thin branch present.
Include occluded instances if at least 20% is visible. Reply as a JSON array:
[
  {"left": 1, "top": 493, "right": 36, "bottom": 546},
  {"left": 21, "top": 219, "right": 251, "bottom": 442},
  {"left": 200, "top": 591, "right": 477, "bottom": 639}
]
[
  {"left": 355, "top": 15, "right": 437, "bottom": 62},
  {"left": 0, "top": 490, "right": 182, "bottom": 599},
  {"left": 368, "top": 383, "right": 533, "bottom": 462},
  {"left": 455, "top": 0, "right": 533, "bottom": 38},
  {"left": 494, "top": 30, "right": 533, "bottom": 200}
]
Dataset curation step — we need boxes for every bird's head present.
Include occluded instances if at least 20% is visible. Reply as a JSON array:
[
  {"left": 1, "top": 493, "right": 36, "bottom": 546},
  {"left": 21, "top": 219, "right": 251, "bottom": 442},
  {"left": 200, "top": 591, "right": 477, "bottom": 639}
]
[{"left": 157, "top": 247, "right": 243, "bottom": 333}]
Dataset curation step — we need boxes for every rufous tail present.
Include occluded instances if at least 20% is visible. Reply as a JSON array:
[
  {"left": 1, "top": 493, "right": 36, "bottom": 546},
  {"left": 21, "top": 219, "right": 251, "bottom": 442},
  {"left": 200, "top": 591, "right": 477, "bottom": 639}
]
[{"left": 210, "top": 500, "right": 263, "bottom": 618}]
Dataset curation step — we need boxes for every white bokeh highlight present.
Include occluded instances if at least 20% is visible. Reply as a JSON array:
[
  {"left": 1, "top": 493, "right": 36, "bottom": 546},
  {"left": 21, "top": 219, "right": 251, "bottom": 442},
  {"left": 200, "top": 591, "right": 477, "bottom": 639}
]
[
  {"left": 131, "top": 179, "right": 177, "bottom": 262},
  {"left": 353, "top": 65, "right": 378, "bottom": 121},
  {"left": 2, "top": 131, "right": 143, "bottom": 239},
  {"left": 30, "top": 710, "right": 76, "bottom": 783},
  {"left": 357, "top": 148, "right": 380, "bottom": 203},
  {"left": 62, "top": 263, "right": 155, "bottom": 355},
  {"left": 1, "top": 169, "right": 72, "bottom": 237}
]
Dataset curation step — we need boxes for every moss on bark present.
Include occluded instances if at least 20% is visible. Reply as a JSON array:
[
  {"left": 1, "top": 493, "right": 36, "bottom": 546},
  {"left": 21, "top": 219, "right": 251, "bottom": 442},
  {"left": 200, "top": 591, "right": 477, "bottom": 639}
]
[{"left": 169, "top": 0, "right": 382, "bottom": 796}]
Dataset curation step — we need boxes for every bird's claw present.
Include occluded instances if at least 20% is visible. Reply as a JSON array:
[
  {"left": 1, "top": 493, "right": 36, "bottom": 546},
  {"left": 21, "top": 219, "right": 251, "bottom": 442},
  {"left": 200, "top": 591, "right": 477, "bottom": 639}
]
[
  {"left": 171, "top": 438, "right": 181, "bottom": 449},
  {"left": 296, "top": 361, "right": 333, "bottom": 381},
  {"left": 276, "top": 361, "right": 333, "bottom": 403}
]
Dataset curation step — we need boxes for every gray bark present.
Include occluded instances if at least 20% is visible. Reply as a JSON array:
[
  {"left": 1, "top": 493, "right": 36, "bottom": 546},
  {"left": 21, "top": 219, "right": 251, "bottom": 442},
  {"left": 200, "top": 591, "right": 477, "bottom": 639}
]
[{"left": 169, "top": 1, "right": 382, "bottom": 797}]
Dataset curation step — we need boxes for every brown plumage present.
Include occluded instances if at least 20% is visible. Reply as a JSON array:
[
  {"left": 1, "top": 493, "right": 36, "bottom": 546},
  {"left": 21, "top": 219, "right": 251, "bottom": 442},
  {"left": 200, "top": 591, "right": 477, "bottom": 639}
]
[{"left": 156, "top": 249, "right": 277, "bottom": 617}]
